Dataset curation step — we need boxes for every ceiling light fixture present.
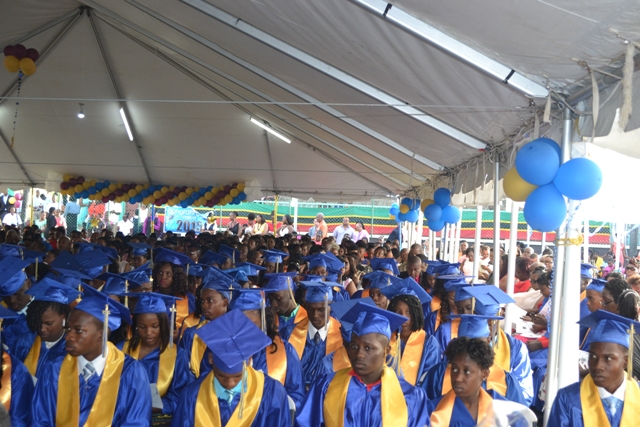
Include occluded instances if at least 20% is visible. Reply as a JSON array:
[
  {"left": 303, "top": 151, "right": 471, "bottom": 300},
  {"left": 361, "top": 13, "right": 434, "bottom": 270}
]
[
  {"left": 250, "top": 117, "right": 291, "bottom": 143},
  {"left": 77, "top": 103, "right": 85, "bottom": 119},
  {"left": 119, "top": 107, "right": 134, "bottom": 141}
]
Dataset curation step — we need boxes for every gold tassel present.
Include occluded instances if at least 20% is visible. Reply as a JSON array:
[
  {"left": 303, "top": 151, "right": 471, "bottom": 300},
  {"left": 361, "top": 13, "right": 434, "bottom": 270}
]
[
  {"left": 393, "top": 332, "right": 402, "bottom": 375},
  {"left": 238, "top": 360, "right": 248, "bottom": 419},
  {"left": 102, "top": 303, "right": 110, "bottom": 358},
  {"left": 628, "top": 324, "right": 635, "bottom": 380},
  {"left": 324, "top": 292, "right": 329, "bottom": 334},
  {"left": 287, "top": 278, "right": 295, "bottom": 303},
  {"left": 124, "top": 280, "right": 129, "bottom": 309},
  {"left": 169, "top": 303, "right": 176, "bottom": 349},
  {"left": 260, "top": 293, "right": 267, "bottom": 334}
]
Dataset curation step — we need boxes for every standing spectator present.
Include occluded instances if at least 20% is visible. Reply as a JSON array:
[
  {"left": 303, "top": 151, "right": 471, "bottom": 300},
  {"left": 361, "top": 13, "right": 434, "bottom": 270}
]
[
  {"left": 54, "top": 208, "right": 66, "bottom": 229},
  {"left": 314, "top": 213, "right": 328, "bottom": 243},
  {"left": 307, "top": 219, "right": 317, "bottom": 239},
  {"left": 0, "top": 190, "right": 9, "bottom": 220},
  {"left": 226, "top": 211, "right": 240, "bottom": 235},
  {"left": 117, "top": 213, "right": 134, "bottom": 236},
  {"left": 63, "top": 196, "right": 80, "bottom": 234},
  {"left": 45, "top": 207, "right": 57, "bottom": 238},
  {"left": 77, "top": 198, "right": 90, "bottom": 231},
  {"left": 1, "top": 207, "right": 21, "bottom": 227},
  {"left": 34, "top": 211, "right": 47, "bottom": 230},
  {"left": 457, "top": 240, "right": 468, "bottom": 263},
  {"left": 252, "top": 214, "right": 269, "bottom": 235},
  {"left": 352, "top": 221, "right": 369, "bottom": 242},
  {"left": 332, "top": 217, "right": 354, "bottom": 244},
  {"left": 277, "top": 214, "right": 295, "bottom": 236}
]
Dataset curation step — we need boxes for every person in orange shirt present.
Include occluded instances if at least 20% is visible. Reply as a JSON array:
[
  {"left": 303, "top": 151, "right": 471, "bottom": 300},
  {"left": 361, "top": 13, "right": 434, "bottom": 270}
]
[{"left": 314, "top": 213, "right": 328, "bottom": 243}]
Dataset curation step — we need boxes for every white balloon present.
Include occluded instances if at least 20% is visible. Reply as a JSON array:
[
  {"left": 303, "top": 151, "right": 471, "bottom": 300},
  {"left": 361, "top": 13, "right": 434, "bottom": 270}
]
[{"left": 250, "top": 180, "right": 260, "bottom": 187}]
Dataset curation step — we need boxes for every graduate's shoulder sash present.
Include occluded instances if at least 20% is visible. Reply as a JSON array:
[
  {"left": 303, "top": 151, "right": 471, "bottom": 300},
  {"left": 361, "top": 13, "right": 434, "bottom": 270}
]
[
  {"left": 494, "top": 329, "right": 512, "bottom": 373},
  {"left": 0, "top": 351, "right": 12, "bottom": 412},
  {"left": 580, "top": 374, "right": 640, "bottom": 427},
  {"left": 190, "top": 320, "right": 210, "bottom": 378},
  {"left": 56, "top": 341, "right": 125, "bottom": 427},
  {"left": 265, "top": 336, "right": 287, "bottom": 385},
  {"left": 430, "top": 388, "right": 494, "bottom": 427},
  {"left": 23, "top": 335, "right": 41, "bottom": 376},
  {"left": 287, "top": 307, "right": 309, "bottom": 359},
  {"left": 390, "top": 329, "right": 426, "bottom": 386}
]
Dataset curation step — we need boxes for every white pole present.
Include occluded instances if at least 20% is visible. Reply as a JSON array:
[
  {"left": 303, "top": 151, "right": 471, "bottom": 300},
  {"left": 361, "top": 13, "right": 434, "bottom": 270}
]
[
  {"left": 544, "top": 106, "right": 574, "bottom": 425},
  {"left": 455, "top": 217, "right": 462, "bottom": 263},
  {"left": 541, "top": 232, "right": 547, "bottom": 254},
  {"left": 472, "top": 206, "right": 483, "bottom": 281},
  {"left": 443, "top": 224, "right": 450, "bottom": 262},
  {"left": 448, "top": 224, "right": 456, "bottom": 263},
  {"left": 503, "top": 201, "right": 519, "bottom": 334},
  {"left": 291, "top": 197, "right": 299, "bottom": 231},
  {"left": 583, "top": 218, "right": 589, "bottom": 263},
  {"left": 493, "top": 155, "right": 501, "bottom": 288},
  {"left": 526, "top": 225, "right": 531, "bottom": 249}
]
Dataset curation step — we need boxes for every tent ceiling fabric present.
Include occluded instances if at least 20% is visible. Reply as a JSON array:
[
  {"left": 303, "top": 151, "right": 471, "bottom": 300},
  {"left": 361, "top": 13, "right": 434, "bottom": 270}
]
[{"left": 0, "top": 0, "right": 637, "bottom": 201}]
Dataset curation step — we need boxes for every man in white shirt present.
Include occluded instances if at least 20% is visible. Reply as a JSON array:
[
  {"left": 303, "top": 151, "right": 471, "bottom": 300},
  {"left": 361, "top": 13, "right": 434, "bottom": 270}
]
[
  {"left": 1, "top": 207, "right": 22, "bottom": 227},
  {"left": 332, "top": 217, "right": 354, "bottom": 244},
  {"left": 117, "top": 213, "right": 134, "bottom": 235}
]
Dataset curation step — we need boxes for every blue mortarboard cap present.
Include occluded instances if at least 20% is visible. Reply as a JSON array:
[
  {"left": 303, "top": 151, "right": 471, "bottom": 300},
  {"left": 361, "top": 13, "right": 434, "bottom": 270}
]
[
  {"left": 188, "top": 264, "right": 204, "bottom": 277},
  {"left": 0, "top": 306, "right": 18, "bottom": 320},
  {"left": 129, "top": 292, "right": 181, "bottom": 315},
  {"left": 122, "top": 264, "right": 152, "bottom": 285},
  {"left": 580, "top": 263, "right": 597, "bottom": 279},
  {"left": 0, "top": 257, "right": 30, "bottom": 296},
  {"left": 309, "top": 258, "right": 326, "bottom": 269},
  {"left": 342, "top": 301, "right": 407, "bottom": 340},
  {"left": 200, "top": 265, "right": 235, "bottom": 284},
  {"left": 96, "top": 273, "right": 134, "bottom": 296},
  {"left": 326, "top": 269, "right": 340, "bottom": 282},
  {"left": 0, "top": 244, "right": 44, "bottom": 262},
  {"left": 330, "top": 298, "right": 376, "bottom": 321},
  {"left": 218, "top": 244, "right": 241, "bottom": 263},
  {"left": 229, "top": 288, "right": 275, "bottom": 312},
  {"left": 26, "top": 278, "right": 81, "bottom": 304},
  {"left": 461, "top": 285, "right": 515, "bottom": 305},
  {"left": 202, "top": 279, "right": 240, "bottom": 300},
  {"left": 434, "top": 263, "right": 461, "bottom": 276},
  {"left": 264, "top": 272, "right": 297, "bottom": 292},
  {"left": 230, "top": 270, "right": 249, "bottom": 283},
  {"left": 586, "top": 278, "right": 606, "bottom": 293},
  {"left": 154, "top": 248, "right": 192, "bottom": 269},
  {"left": 369, "top": 258, "right": 400, "bottom": 276},
  {"left": 127, "top": 242, "right": 152, "bottom": 257},
  {"left": 454, "top": 287, "right": 475, "bottom": 302},
  {"left": 74, "top": 289, "right": 132, "bottom": 330},
  {"left": 198, "top": 250, "right": 229, "bottom": 267},
  {"left": 362, "top": 271, "right": 402, "bottom": 290},
  {"left": 451, "top": 314, "right": 503, "bottom": 339},
  {"left": 233, "top": 262, "right": 266, "bottom": 274},
  {"left": 425, "top": 260, "right": 443, "bottom": 276},
  {"left": 50, "top": 251, "right": 83, "bottom": 271},
  {"left": 579, "top": 310, "right": 640, "bottom": 349},
  {"left": 379, "top": 277, "right": 432, "bottom": 305},
  {"left": 47, "top": 271, "right": 88, "bottom": 289},
  {"left": 76, "top": 243, "right": 118, "bottom": 260},
  {"left": 443, "top": 278, "right": 471, "bottom": 292},
  {"left": 303, "top": 253, "right": 344, "bottom": 271},
  {"left": 196, "top": 309, "right": 272, "bottom": 374},
  {"left": 74, "top": 251, "right": 111, "bottom": 278},
  {"left": 299, "top": 281, "right": 334, "bottom": 303},
  {"left": 304, "top": 275, "right": 324, "bottom": 282}
]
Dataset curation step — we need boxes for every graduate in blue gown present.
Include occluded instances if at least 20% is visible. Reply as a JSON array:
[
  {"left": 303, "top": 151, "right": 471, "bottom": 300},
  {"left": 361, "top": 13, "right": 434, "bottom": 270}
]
[
  {"left": 549, "top": 310, "right": 640, "bottom": 427},
  {"left": 580, "top": 279, "right": 606, "bottom": 351},
  {"left": 295, "top": 301, "right": 430, "bottom": 427},
  {"left": 17, "top": 278, "right": 80, "bottom": 378},
  {"left": 264, "top": 272, "right": 304, "bottom": 340},
  {"left": 422, "top": 314, "right": 527, "bottom": 405},
  {"left": 579, "top": 264, "right": 597, "bottom": 343},
  {"left": 381, "top": 277, "right": 441, "bottom": 387},
  {"left": 0, "top": 256, "right": 37, "bottom": 357},
  {"left": 230, "top": 288, "right": 305, "bottom": 411},
  {"left": 31, "top": 291, "right": 151, "bottom": 426},
  {"left": 424, "top": 274, "right": 469, "bottom": 337},
  {"left": 171, "top": 309, "right": 291, "bottom": 427},
  {"left": 118, "top": 292, "right": 189, "bottom": 420}
]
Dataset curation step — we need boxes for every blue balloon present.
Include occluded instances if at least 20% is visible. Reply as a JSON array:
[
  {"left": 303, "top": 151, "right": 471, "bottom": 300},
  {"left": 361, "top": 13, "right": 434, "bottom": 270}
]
[
  {"left": 397, "top": 212, "right": 408, "bottom": 222},
  {"left": 405, "top": 210, "right": 419, "bottom": 223},
  {"left": 428, "top": 218, "right": 445, "bottom": 232},
  {"left": 390, "top": 207, "right": 399, "bottom": 216},
  {"left": 148, "top": 185, "right": 156, "bottom": 193},
  {"left": 400, "top": 197, "right": 412, "bottom": 207},
  {"left": 141, "top": 190, "right": 150, "bottom": 198},
  {"left": 95, "top": 182, "right": 104, "bottom": 191},
  {"left": 88, "top": 187, "right": 97, "bottom": 195},
  {"left": 390, "top": 203, "right": 399, "bottom": 210},
  {"left": 410, "top": 199, "right": 421, "bottom": 210},
  {"left": 135, "top": 195, "right": 143, "bottom": 203},
  {"left": 424, "top": 203, "right": 443, "bottom": 222},
  {"left": 433, "top": 188, "right": 451, "bottom": 208},
  {"left": 442, "top": 205, "right": 461, "bottom": 224},
  {"left": 553, "top": 158, "right": 602, "bottom": 200},
  {"left": 103, "top": 181, "right": 110, "bottom": 188},
  {"left": 80, "top": 190, "right": 89, "bottom": 198},
  {"left": 74, "top": 192, "right": 82, "bottom": 198},
  {"left": 515, "top": 140, "right": 560, "bottom": 186},
  {"left": 238, "top": 192, "right": 247, "bottom": 201},
  {"left": 536, "top": 137, "right": 561, "bottom": 160},
  {"left": 180, "top": 200, "right": 189, "bottom": 208},
  {"left": 524, "top": 184, "right": 566, "bottom": 232}
]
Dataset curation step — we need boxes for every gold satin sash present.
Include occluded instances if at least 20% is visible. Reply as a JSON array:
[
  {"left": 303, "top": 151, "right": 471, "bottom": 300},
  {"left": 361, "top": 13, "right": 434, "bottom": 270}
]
[
  {"left": 390, "top": 330, "right": 426, "bottom": 385},
  {"left": 323, "top": 366, "right": 408, "bottom": 427},
  {"left": 431, "top": 295, "right": 442, "bottom": 313},
  {"left": 0, "top": 352, "right": 12, "bottom": 412},
  {"left": 325, "top": 318, "right": 343, "bottom": 356},
  {"left": 287, "top": 307, "right": 309, "bottom": 359},
  {"left": 430, "top": 388, "right": 494, "bottom": 427},
  {"left": 24, "top": 335, "right": 42, "bottom": 376},
  {"left": 331, "top": 347, "right": 351, "bottom": 372},
  {"left": 56, "top": 342, "right": 125, "bottom": 427},
  {"left": 442, "top": 363, "right": 507, "bottom": 397},
  {"left": 190, "top": 320, "right": 209, "bottom": 378},
  {"left": 451, "top": 318, "right": 460, "bottom": 340},
  {"left": 175, "top": 297, "right": 190, "bottom": 333},
  {"left": 265, "top": 336, "right": 288, "bottom": 385},
  {"left": 494, "top": 329, "right": 512, "bottom": 373},
  {"left": 580, "top": 290, "right": 586, "bottom": 302},
  {"left": 181, "top": 313, "right": 200, "bottom": 339},
  {"left": 194, "top": 367, "right": 264, "bottom": 427},
  {"left": 580, "top": 374, "right": 640, "bottom": 427},
  {"left": 361, "top": 289, "right": 370, "bottom": 298},
  {"left": 123, "top": 341, "right": 177, "bottom": 397}
]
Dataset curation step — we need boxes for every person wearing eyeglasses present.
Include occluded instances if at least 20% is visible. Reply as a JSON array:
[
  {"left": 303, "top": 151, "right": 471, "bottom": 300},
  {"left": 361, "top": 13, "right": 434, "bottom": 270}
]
[{"left": 601, "top": 279, "right": 631, "bottom": 314}]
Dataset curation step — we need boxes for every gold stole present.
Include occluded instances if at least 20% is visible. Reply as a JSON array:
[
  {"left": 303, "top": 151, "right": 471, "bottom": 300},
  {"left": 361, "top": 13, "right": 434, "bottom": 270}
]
[
  {"left": 434, "top": 310, "right": 442, "bottom": 332},
  {"left": 194, "top": 367, "right": 264, "bottom": 427},
  {"left": 580, "top": 290, "right": 586, "bottom": 302},
  {"left": 430, "top": 388, "right": 494, "bottom": 427},
  {"left": 24, "top": 335, "right": 42, "bottom": 376},
  {"left": 325, "top": 318, "right": 344, "bottom": 355},
  {"left": 390, "top": 330, "right": 426, "bottom": 385},
  {"left": 175, "top": 297, "right": 190, "bottom": 332},
  {"left": 123, "top": 342, "right": 177, "bottom": 396},
  {"left": 450, "top": 318, "right": 460, "bottom": 340},
  {"left": 287, "top": 307, "right": 309, "bottom": 359},
  {"left": 493, "top": 329, "right": 512, "bottom": 373},
  {"left": 0, "top": 352, "right": 12, "bottom": 412},
  {"left": 190, "top": 320, "right": 210, "bottom": 378},
  {"left": 181, "top": 313, "right": 200, "bottom": 339},
  {"left": 580, "top": 374, "right": 640, "bottom": 427},
  {"left": 56, "top": 342, "right": 125, "bottom": 427},
  {"left": 331, "top": 347, "right": 351, "bottom": 372},
  {"left": 442, "top": 364, "right": 508, "bottom": 397},
  {"left": 265, "top": 336, "right": 288, "bottom": 385},
  {"left": 323, "top": 366, "right": 408, "bottom": 427},
  {"left": 361, "top": 289, "right": 370, "bottom": 298},
  {"left": 431, "top": 295, "right": 442, "bottom": 313}
]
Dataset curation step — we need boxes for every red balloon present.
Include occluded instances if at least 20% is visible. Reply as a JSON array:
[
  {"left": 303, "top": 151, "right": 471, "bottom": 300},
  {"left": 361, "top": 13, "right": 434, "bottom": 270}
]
[
  {"left": 173, "top": 186, "right": 181, "bottom": 193},
  {"left": 217, "top": 191, "right": 225, "bottom": 198},
  {"left": 102, "top": 196, "right": 110, "bottom": 203},
  {"left": 25, "top": 48, "right": 38, "bottom": 61},
  {"left": 77, "top": 176, "right": 85, "bottom": 183},
  {"left": 211, "top": 197, "right": 219, "bottom": 205},
  {"left": 129, "top": 182, "right": 136, "bottom": 189},
  {"left": 121, "top": 184, "right": 130, "bottom": 192},
  {"left": 13, "top": 44, "right": 26, "bottom": 60},
  {"left": 232, "top": 182, "right": 238, "bottom": 187},
  {"left": 160, "top": 196, "right": 168, "bottom": 204},
  {"left": 181, "top": 186, "right": 188, "bottom": 192},
  {"left": 154, "top": 199, "right": 163, "bottom": 206},
  {"left": 166, "top": 192, "right": 175, "bottom": 200},
  {"left": 206, "top": 200, "right": 214, "bottom": 207},
  {"left": 108, "top": 193, "right": 116, "bottom": 201},
  {"left": 115, "top": 189, "right": 124, "bottom": 197},
  {"left": 60, "top": 182, "right": 70, "bottom": 190},
  {"left": 68, "top": 178, "right": 77, "bottom": 186},
  {"left": 3, "top": 46, "right": 14, "bottom": 57},
  {"left": 224, "top": 185, "right": 231, "bottom": 192}
]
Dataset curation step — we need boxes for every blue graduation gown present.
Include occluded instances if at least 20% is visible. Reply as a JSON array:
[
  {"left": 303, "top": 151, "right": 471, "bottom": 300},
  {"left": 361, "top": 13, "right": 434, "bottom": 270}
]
[
  {"left": 503, "top": 333, "right": 534, "bottom": 406},
  {"left": 397, "top": 334, "right": 442, "bottom": 387},
  {"left": 5, "top": 351, "right": 35, "bottom": 427},
  {"left": 579, "top": 297, "right": 590, "bottom": 344},
  {"left": 31, "top": 352, "right": 152, "bottom": 426},
  {"left": 424, "top": 310, "right": 439, "bottom": 336},
  {"left": 421, "top": 360, "right": 526, "bottom": 405},
  {"left": 548, "top": 381, "right": 625, "bottom": 427},
  {"left": 4, "top": 315, "right": 36, "bottom": 360},
  {"left": 295, "top": 371, "right": 431, "bottom": 427},
  {"left": 177, "top": 324, "right": 213, "bottom": 382},
  {"left": 116, "top": 343, "right": 189, "bottom": 416},
  {"left": 187, "top": 293, "right": 196, "bottom": 314},
  {"left": 252, "top": 340, "right": 305, "bottom": 411},
  {"left": 433, "top": 320, "right": 455, "bottom": 354},
  {"left": 430, "top": 389, "right": 508, "bottom": 426},
  {"left": 170, "top": 371, "right": 291, "bottom": 427},
  {"left": 300, "top": 335, "right": 330, "bottom": 388},
  {"left": 278, "top": 312, "right": 300, "bottom": 342},
  {"left": 22, "top": 336, "right": 68, "bottom": 378}
]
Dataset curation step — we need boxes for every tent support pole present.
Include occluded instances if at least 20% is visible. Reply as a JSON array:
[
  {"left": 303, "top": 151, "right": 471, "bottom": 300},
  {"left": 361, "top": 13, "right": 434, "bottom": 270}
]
[
  {"left": 472, "top": 206, "right": 482, "bottom": 281},
  {"left": 493, "top": 155, "right": 501, "bottom": 288},
  {"left": 503, "top": 200, "right": 518, "bottom": 334},
  {"left": 583, "top": 218, "right": 590, "bottom": 263},
  {"left": 455, "top": 217, "right": 462, "bottom": 262}
]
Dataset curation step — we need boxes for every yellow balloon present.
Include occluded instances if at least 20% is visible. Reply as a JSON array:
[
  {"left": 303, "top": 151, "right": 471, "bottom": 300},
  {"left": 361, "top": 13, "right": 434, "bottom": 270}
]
[
  {"left": 220, "top": 200, "right": 227, "bottom": 207},
  {"left": 101, "top": 188, "right": 110, "bottom": 197},
  {"left": 503, "top": 167, "right": 538, "bottom": 202},
  {"left": 128, "top": 189, "right": 137, "bottom": 197},
  {"left": 135, "top": 185, "right": 144, "bottom": 192},
  {"left": 63, "top": 174, "right": 73, "bottom": 182},
  {"left": 230, "top": 188, "right": 239, "bottom": 197},
  {"left": 179, "top": 192, "right": 188, "bottom": 201},
  {"left": 205, "top": 192, "right": 213, "bottom": 201},
  {"left": 82, "top": 181, "right": 91, "bottom": 190},
  {"left": 19, "top": 58, "right": 35, "bottom": 74},
  {"left": 420, "top": 198, "right": 435, "bottom": 211},
  {"left": 108, "top": 183, "right": 117, "bottom": 192},
  {"left": 399, "top": 204, "right": 410, "bottom": 214},
  {"left": 90, "top": 180, "right": 97, "bottom": 187},
  {"left": 4, "top": 56, "right": 19, "bottom": 73},
  {"left": 185, "top": 188, "right": 194, "bottom": 196},
  {"left": 237, "top": 183, "right": 245, "bottom": 192},
  {"left": 21, "top": 64, "right": 36, "bottom": 76},
  {"left": 74, "top": 184, "right": 83, "bottom": 193},
  {"left": 161, "top": 186, "right": 170, "bottom": 195},
  {"left": 390, "top": 214, "right": 395, "bottom": 219},
  {"left": 116, "top": 183, "right": 123, "bottom": 189},
  {"left": 194, "top": 186, "right": 201, "bottom": 192},
  {"left": 224, "top": 194, "right": 233, "bottom": 203}
]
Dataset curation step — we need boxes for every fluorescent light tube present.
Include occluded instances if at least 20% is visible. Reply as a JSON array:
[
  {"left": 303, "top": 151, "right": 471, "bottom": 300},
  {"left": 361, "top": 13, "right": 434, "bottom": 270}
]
[
  {"left": 251, "top": 118, "right": 291, "bottom": 143},
  {"left": 120, "top": 107, "right": 134, "bottom": 141}
]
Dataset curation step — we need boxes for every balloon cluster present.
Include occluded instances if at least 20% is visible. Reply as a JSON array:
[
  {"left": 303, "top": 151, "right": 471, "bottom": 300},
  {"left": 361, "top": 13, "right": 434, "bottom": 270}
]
[
  {"left": 5, "top": 190, "right": 22, "bottom": 209},
  {"left": 390, "top": 198, "right": 421, "bottom": 223},
  {"left": 422, "top": 188, "right": 460, "bottom": 232},
  {"left": 503, "top": 137, "right": 603, "bottom": 232},
  {"left": 59, "top": 175, "right": 264, "bottom": 208},
  {"left": 3, "top": 45, "right": 39, "bottom": 75}
]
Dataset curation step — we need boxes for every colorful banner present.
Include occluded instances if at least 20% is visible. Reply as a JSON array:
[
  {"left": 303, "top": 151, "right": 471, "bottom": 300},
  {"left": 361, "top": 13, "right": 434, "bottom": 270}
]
[{"left": 163, "top": 206, "right": 208, "bottom": 233}]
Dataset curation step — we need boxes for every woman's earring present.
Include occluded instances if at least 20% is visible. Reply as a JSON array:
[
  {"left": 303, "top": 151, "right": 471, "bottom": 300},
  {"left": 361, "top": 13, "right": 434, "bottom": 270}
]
[{"left": 62, "top": 319, "right": 66, "bottom": 328}]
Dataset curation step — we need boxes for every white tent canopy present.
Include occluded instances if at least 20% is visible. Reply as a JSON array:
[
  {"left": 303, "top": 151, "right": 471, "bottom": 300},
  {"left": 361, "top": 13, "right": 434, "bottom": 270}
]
[{"left": 0, "top": 0, "right": 639, "bottom": 201}]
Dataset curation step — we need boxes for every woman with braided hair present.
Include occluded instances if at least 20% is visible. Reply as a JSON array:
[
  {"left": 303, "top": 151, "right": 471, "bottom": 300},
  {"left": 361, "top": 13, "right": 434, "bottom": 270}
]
[{"left": 616, "top": 288, "right": 640, "bottom": 380}]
